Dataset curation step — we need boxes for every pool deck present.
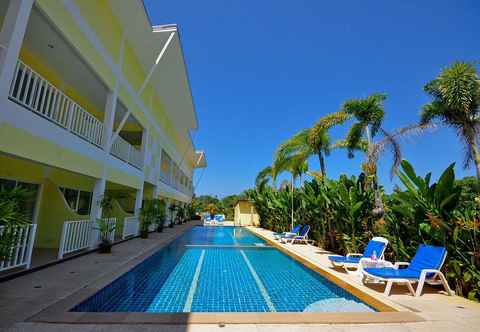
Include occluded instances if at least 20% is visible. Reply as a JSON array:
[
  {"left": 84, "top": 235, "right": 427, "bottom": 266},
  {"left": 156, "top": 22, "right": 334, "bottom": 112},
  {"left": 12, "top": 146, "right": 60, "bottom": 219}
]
[
  {"left": 0, "top": 224, "right": 479, "bottom": 332},
  {"left": 247, "top": 227, "right": 480, "bottom": 332}
]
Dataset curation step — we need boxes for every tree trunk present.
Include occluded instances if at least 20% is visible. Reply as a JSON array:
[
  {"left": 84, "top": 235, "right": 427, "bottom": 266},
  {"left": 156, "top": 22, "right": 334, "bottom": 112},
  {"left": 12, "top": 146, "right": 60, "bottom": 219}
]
[
  {"left": 471, "top": 139, "right": 480, "bottom": 180},
  {"left": 365, "top": 125, "right": 384, "bottom": 219},
  {"left": 291, "top": 174, "right": 295, "bottom": 230},
  {"left": 318, "top": 151, "right": 326, "bottom": 178}
]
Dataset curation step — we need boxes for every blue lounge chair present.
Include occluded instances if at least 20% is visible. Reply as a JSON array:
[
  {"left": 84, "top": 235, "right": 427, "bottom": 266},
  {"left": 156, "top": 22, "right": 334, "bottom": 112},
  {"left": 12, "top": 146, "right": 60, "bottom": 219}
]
[
  {"left": 214, "top": 214, "right": 225, "bottom": 223},
  {"left": 273, "top": 224, "right": 302, "bottom": 240},
  {"left": 281, "top": 225, "right": 310, "bottom": 244},
  {"left": 328, "top": 237, "right": 389, "bottom": 273},
  {"left": 362, "top": 244, "right": 454, "bottom": 297},
  {"left": 203, "top": 215, "right": 213, "bottom": 225}
]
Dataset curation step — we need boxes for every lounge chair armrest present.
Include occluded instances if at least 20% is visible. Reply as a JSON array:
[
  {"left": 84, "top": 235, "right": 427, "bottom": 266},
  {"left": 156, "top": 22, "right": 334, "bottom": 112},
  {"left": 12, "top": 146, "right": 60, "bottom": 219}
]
[
  {"left": 420, "top": 269, "right": 440, "bottom": 276},
  {"left": 346, "top": 253, "right": 363, "bottom": 258},
  {"left": 394, "top": 262, "right": 410, "bottom": 269}
]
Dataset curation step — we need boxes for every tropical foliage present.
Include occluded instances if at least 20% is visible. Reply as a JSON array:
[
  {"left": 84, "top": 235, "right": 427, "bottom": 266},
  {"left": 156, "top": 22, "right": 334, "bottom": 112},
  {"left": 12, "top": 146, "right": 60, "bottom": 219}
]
[
  {"left": 0, "top": 185, "right": 31, "bottom": 261},
  {"left": 248, "top": 162, "right": 480, "bottom": 300},
  {"left": 420, "top": 62, "right": 480, "bottom": 178},
  {"left": 247, "top": 62, "right": 480, "bottom": 301},
  {"left": 192, "top": 194, "right": 247, "bottom": 220},
  {"left": 140, "top": 199, "right": 165, "bottom": 235}
]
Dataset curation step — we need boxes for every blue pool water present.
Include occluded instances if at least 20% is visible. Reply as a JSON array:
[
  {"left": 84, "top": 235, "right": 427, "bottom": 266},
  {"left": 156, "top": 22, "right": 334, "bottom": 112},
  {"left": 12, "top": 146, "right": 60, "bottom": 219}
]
[{"left": 73, "top": 226, "right": 375, "bottom": 313}]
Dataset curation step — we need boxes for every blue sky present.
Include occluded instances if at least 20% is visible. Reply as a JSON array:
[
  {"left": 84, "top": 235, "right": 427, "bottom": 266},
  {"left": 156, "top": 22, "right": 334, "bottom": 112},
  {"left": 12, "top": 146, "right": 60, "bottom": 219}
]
[{"left": 144, "top": 0, "right": 480, "bottom": 197}]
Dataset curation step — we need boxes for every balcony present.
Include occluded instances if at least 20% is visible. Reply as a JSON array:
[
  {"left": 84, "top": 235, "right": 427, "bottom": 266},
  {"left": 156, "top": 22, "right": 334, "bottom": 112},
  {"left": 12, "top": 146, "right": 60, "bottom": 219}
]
[
  {"left": 111, "top": 135, "right": 143, "bottom": 169},
  {"left": 8, "top": 60, "right": 143, "bottom": 170},
  {"left": 9, "top": 60, "right": 104, "bottom": 147}
]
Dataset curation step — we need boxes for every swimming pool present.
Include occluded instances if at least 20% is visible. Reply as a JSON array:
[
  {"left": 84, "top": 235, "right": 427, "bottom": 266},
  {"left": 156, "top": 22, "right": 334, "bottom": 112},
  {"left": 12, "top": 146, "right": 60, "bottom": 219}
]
[{"left": 73, "top": 226, "right": 374, "bottom": 313}]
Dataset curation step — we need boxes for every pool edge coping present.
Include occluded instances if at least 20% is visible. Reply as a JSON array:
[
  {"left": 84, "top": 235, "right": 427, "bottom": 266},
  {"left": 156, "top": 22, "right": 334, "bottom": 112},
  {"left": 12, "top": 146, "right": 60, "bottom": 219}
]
[{"left": 27, "top": 225, "right": 425, "bottom": 325}]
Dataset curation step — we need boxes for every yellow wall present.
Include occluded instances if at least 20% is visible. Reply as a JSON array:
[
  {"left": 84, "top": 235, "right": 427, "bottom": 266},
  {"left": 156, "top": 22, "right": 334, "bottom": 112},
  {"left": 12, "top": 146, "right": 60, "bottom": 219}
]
[
  {"left": 0, "top": 123, "right": 104, "bottom": 180},
  {"left": 0, "top": 154, "right": 96, "bottom": 248},
  {"left": 108, "top": 199, "right": 132, "bottom": 239},
  {"left": 35, "top": 0, "right": 192, "bottom": 165},
  {"left": 0, "top": 153, "right": 142, "bottom": 248},
  {"left": 35, "top": 179, "right": 86, "bottom": 248}
]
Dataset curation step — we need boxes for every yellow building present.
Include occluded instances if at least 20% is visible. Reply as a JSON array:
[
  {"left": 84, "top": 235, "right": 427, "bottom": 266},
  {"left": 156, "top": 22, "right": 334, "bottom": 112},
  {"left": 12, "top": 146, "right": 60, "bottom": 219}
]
[
  {"left": 0, "top": 0, "right": 206, "bottom": 272},
  {"left": 234, "top": 200, "right": 260, "bottom": 227}
]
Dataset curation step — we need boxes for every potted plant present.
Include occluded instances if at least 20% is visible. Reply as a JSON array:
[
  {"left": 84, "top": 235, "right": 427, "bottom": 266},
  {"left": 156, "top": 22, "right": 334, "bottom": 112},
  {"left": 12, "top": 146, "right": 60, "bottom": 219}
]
[
  {"left": 140, "top": 199, "right": 154, "bottom": 238},
  {"left": 185, "top": 202, "right": 196, "bottom": 223},
  {"left": 175, "top": 205, "right": 184, "bottom": 224},
  {"left": 95, "top": 218, "right": 116, "bottom": 253},
  {"left": 95, "top": 195, "right": 115, "bottom": 254},
  {"left": 156, "top": 199, "right": 166, "bottom": 232},
  {"left": 0, "top": 185, "right": 30, "bottom": 262},
  {"left": 168, "top": 203, "right": 177, "bottom": 228}
]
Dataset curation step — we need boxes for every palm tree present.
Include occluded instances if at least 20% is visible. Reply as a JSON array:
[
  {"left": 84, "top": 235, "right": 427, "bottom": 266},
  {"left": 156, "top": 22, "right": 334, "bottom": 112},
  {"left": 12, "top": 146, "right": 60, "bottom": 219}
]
[
  {"left": 275, "top": 111, "right": 351, "bottom": 179},
  {"left": 420, "top": 62, "right": 480, "bottom": 178},
  {"left": 255, "top": 166, "right": 273, "bottom": 191},
  {"left": 342, "top": 93, "right": 430, "bottom": 217},
  {"left": 272, "top": 154, "right": 308, "bottom": 230}
]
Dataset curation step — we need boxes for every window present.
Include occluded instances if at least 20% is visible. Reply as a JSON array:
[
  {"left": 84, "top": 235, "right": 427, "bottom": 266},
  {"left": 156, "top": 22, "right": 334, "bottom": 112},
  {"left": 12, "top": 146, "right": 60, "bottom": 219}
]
[
  {"left": 60, "top": 187, "right": 92, "bottom": 215},
  {"left": 160, "top": 151, "right": 172, "bottom": 182},
  {"left": 0, "top": 178, "right": 40, "bottom": 221},
  {"left": 61, "top": 188, "right": 78, "bottom": 211},
  {"left": 77, "top": 191, "right": 92, "bottom": 215}
]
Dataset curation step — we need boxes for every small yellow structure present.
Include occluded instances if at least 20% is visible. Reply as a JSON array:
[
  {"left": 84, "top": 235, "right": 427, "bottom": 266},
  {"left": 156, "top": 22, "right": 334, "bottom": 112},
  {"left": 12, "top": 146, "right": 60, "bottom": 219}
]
[{"left": 234, "top": 200, "right": 260, "bottom": 226}]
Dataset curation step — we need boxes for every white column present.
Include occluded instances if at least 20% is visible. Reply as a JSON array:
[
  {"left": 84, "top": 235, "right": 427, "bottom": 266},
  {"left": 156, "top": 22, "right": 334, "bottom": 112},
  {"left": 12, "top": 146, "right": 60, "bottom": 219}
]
[
  {"left": 134, "top": 183, "right": 144, "bottom": 216},
  {"left": 89, "top": 178, "right": 106, "bottom": 248},
  {"left": 102, "top": 90, "right": 118, "bottom": 152},
  {"left": 140, "top": 127, "right": 149, "bottom": 170},
  {"left": 0, "top": 0, "right": 34, "bottom": 103}
]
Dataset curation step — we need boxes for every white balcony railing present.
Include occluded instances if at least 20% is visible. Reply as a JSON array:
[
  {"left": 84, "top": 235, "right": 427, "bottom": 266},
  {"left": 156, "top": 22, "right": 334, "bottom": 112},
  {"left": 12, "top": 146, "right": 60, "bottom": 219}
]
[
  {"left": 122, "top": 216, "right": 139, "bottom": 239},
  {"left": 0, "top": 224, "right": 37, "bottom": 272},
  {"left": 111, "top": 135, "right": 143, "bottom": 169},
  {"left": 9, "top": 60, "right": 144, "bottom": 170},
  {"left": 9, "top": 60, "right": 104, "bottom": 147},
  {"left": 58, "top": 219, "right": 91, "bottom": 259},
  {"left": 58, "top": 217, "right": 117, "bottom": 259}
]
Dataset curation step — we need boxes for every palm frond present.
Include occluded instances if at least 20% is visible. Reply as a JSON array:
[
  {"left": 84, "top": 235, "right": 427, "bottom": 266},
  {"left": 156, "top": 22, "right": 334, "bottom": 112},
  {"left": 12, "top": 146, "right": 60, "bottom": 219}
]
[
  {"left": 341, "top": 93, "right": 387, "bottom": 142},
  {"left": 345, "top": 123, "right": 365, "bottom": 158},
  {"left": 372, "top": 124, "right": 435, "bottom": 178},
  {"left": 255, "top": 166, "right": 273, "bottom": 189},
  {"left": 436, "top": 62, "right": 480, "bottom": 113},
  {"left": 273, "top": 153, "right": 308, "bottom": 180},
  {"left": 314, "top": 110, "right": 352, "bottom": 129},
  {"left": 330, "top": 139, "right": 368, "bottom": 152},
  {"left": 307, "top": 125, "right": 330, "bottom": 154},
  {"left": 420, "top": 100, "right": 447, "bottom": 125},
  {"left": 275, "top": 129, "right": 311, "bottom": 162},
  {"left": 422, "top": 61, "right": 480, "bottom": 172}
]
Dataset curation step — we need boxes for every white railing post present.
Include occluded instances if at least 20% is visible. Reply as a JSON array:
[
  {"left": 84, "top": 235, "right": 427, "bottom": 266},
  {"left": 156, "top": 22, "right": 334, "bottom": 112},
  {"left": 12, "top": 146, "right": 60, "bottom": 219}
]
[
  {"left": 0, "top": 224, "right": 37, "bottom": 272},
  {"left": 0, "top": 0, "right": 34, "bottom": 102},
  {"left": 58, "top": 222, "right": 68, "bottom": 259},
  {"left": 122, "top": 216, "right": 140, "bottom": 240},
  {"left": 8, "top": 60, "right": 105, "bottom": 147},
  {"left": 25, "top": 224, "right": 37, "bottom": 268},
  {"left": 58, "top": 220, "right": 93, "bottom": 258},
  {"left": 66, "top": 101, "right": 75, "bottom": 132}
]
